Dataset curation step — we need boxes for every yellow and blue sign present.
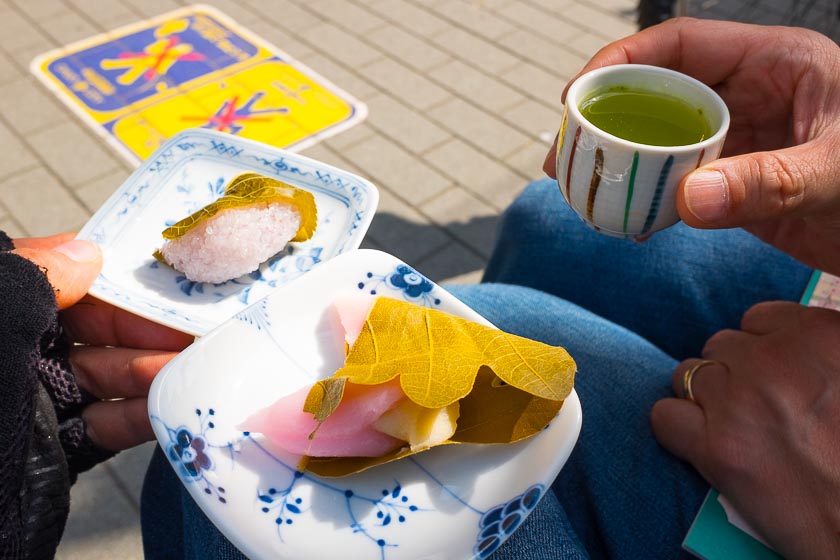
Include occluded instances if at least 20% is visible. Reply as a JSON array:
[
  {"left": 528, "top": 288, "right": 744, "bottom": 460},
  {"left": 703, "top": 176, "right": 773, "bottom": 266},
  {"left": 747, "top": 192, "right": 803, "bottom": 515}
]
[{"left": 31, "top": 5, "right": 366, "bottom": 163}]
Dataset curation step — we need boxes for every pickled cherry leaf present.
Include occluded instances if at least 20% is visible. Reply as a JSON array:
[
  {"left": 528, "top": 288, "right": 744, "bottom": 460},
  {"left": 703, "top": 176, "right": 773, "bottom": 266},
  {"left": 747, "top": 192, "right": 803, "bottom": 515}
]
[
  {"left": 301, "top": 297, "right": 577, "bottom": 475},
  {"left": 451, "top": 366, "right": 564, "bottom": 443},
  {"left": 329, "top": 297, "right": 576, "bottom": 408},
  {"left": 161, "top": 172, "right": 317, "bottom": 241},
  {"left": 303, "top": 377, "right": 347, "bottom": 437}
]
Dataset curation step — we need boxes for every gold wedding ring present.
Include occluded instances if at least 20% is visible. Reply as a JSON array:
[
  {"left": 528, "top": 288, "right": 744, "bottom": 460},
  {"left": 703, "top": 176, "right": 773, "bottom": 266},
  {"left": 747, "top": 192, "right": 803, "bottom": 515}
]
[{"left": 682, "top": 360, "right": 720, "bottom": 403}]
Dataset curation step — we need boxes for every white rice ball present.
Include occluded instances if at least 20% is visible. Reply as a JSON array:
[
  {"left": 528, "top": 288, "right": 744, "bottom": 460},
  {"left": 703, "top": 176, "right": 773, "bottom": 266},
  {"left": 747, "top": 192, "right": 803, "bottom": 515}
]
[{"left": 159, "top": 202, "right": 302, "bottom": 283}]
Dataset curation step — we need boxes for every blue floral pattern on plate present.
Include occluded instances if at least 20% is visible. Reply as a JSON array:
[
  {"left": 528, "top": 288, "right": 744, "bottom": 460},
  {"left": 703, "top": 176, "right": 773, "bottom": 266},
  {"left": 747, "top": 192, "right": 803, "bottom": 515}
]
[
  {"left": 77, "top": 128, "right": 378, "bottom": 336},
  {"left": 148, "top": 249, "right": 581, "bottom": 559},
  {"left": 357, "top": 264, "right": 441, "bottom": 306},
  {"left": 153, "top": 406, "right": 543, "bottom": 559}
]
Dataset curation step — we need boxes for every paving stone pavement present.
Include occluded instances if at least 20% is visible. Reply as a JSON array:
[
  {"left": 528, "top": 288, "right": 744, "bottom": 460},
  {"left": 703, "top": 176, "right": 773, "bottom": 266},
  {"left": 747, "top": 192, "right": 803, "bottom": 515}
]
[{"left": 0, "top": 0, "right": 832, "bottom": 558}]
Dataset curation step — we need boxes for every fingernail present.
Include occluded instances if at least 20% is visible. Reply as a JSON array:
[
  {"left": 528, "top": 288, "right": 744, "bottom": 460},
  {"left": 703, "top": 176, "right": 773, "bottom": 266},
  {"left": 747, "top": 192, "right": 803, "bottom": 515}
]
[
  {"left": 684, "top": 170, "right": 729, "bottom": 223},
  {"left": 54, "top": 239, "right": 100, "bottom": 263}
]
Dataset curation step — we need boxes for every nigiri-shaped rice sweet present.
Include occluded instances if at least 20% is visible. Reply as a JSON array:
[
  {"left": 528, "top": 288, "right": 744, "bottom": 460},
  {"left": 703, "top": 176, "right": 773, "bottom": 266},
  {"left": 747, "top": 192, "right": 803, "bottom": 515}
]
[
  {"left": 155, "top": 172, "right": 317, "bottom": 283},
  {"left": 240, "top": 379, "right": 408, "bottom": 457}
]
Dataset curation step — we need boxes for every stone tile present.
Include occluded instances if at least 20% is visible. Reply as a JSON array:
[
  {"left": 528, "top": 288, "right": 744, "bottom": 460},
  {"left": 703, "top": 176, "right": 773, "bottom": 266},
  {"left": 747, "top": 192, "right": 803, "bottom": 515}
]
[
  {"left": 322, "top": 121, "right": 377, "bottom": 152},
  {"left": 364, "top": 187, "right": 451, "bottom": 264},
  {"left": 566, "top": 31, "right": 614, "bottom": 59},
  {"left": 499, "top": 29, "right": 589, "bottom": 81},
  {"left": 8, "top": 42, "right": 55, "bottom": 73},
  {"left": 574, "top": 0, "right": 639, "bottom": 15},
  {"left": 428, "top": 97, "right": 532, "bottom": 160},
  {"left": 106, "top": 441, "right": 157, "bottom": 505},
  {"left": 431, "top": 26, "right": 520, "bottom": 74},
  {"left": 0, "top": 77, "right": 69, "bottom": 135},
  {"left": 359, "top": 235, "right": 384, "bottom": 251},
  {"left": 9, "top": 0, "right": 65, "bottom": 20},
  {"left": 38, "top": 8, "right": 101, "bottom": 44},
  {"left": 0, "top": 48, "right": 24, "bottom": 84},
  {"left": 55, "top": 463, "right": 143, "bottom": 560},
  {"left": 297, "top": 142, "right": 374, "bottom": 180},
  {"left": 307, "top": 142, "right": 371, "bottom": 178},
  {"left": 432, "top": 0, "right": 516, "bottom": 39},
  {"left": 297, "top": 52, "right": 378, "bottom": 100},
  {"left": 0, "top": 215, "right": 25, "bottom": 237},
  {"left": 0, "top": 119, "right": 39, "bottom": 177},
  {"left": 198, "top": 0, "right": 263, "bottom": 26},
  {"left": 366, "top": 0, "right": 451, "bottom": 37},
  {"left": 240, "top": 0, "right": 321, "bottom": 31},
  {"left": 413, "top": 240, "right": 487, "bottom": 284},
  {"left": 361, "top": 57, "right": 451, "bottom": 111},
  {"left": 461, "top": 0, "right": 517, "bottom": 9},
  {"left": 432, "top": 59, "right": 524, "bottom": 113},
  {"left": 364, "top": 93, "right": 450, "bottom": 153},
  {"left": 0, "top": 4, "right": 55, "bottom": 53},
  {"left": 500, "top": 61, "right": 570, "bottom": 104},
  {"left": 28, "top": 121, "right": 123, "bottom": 189},
  {"left": 424, "top": 137, "right": 527, "bottom": 210},
  {"left": 302, "top": 22, "right": 382, "bottom": 68},
  {"left": 498, "top": 0, "right": 580, "bottom": 44},
  {"left": 306, "top": 0, "right": 388, "bottom": 34},
  {"left": 559, "top": 3, "right": 638, "bottom": 39},
  {"left": 365, "top": 25, "right": 450, "bottom": 72},
  {"left": 0, "top": 167, "right": 89, "bottom": 235},
  {"left": 502, "top": 98, "right": 564, "bottom": 139},
  {"left": 65, "top": 0, "right": 140, "bottom": 29},
  {"left": 343, "top": 134, "right": 452, "bottom": 206},
  {"left": 124, "top": 0, "right": 183, "bottom": 19},
  {"left": 505, "top": 140, "right": 555, "bottom": 183},
  {"left": 297, "top": 142, "right": 334, "bottom": 164},
  {"left": 440, "top": 267, "right": 483, "bottom": 285},
  {"left": 74, "top": 168, "right": 131, "bottom": 213},
  {"left": 419, "top": 186, "right": 500, "bottom": 259},
  {"left": 243, "top": 19, "right": 316, "bottom": 60}
]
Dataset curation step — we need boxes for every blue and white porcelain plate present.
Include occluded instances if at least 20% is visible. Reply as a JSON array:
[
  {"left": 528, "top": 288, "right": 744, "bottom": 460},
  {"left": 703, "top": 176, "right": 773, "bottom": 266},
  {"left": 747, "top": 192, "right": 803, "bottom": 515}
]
[
  {"left": 148, "top": 249, "right": 582, "bottom": 560},
  {"left": 77, "top": 128, "right": 378, "bottom": 336}
]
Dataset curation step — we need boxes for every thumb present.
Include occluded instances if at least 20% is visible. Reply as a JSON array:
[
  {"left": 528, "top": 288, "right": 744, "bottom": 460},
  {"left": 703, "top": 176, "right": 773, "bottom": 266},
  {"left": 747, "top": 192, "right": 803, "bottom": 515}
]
[
  {"left": 677, "top": 140, "right": 840, "bottom": 228},
  {"left": 13, "top": 239, "right": 102, "bottom": 310}
]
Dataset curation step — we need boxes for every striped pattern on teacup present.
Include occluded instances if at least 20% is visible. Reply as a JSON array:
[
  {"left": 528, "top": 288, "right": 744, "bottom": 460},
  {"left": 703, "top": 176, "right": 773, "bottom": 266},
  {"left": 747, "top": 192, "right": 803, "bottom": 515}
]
[{"left": 560, "top": 124, "right": 707, "bottom": 236}]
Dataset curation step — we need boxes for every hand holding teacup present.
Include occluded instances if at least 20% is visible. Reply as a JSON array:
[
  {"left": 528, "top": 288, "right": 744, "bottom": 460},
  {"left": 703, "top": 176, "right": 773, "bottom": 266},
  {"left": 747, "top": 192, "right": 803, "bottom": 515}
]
[{"left": 553, "top": 64, "right": 729, "bottom": 238}]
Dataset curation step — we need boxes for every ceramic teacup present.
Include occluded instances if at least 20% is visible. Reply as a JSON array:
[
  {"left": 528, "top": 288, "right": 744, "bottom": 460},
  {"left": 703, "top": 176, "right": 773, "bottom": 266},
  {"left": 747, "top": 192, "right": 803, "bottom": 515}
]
[{"left": 555, "top": 64, "right": 729, "bottom": 238}]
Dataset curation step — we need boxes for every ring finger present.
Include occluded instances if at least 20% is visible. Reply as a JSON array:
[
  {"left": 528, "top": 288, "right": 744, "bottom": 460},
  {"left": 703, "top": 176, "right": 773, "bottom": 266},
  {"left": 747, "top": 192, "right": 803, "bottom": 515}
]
[{"left": 671, "top": 358, "right": 729, "bottom": 405}]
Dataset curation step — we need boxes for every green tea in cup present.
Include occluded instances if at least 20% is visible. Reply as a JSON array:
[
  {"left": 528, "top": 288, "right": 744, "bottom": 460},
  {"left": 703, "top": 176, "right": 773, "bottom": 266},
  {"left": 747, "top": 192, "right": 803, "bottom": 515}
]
[
  {"left": 579, "top": 85, "right": 712, "bottom": 147},
  {"left": 555, "top": 64, "right": 730, "bottom": 238}
]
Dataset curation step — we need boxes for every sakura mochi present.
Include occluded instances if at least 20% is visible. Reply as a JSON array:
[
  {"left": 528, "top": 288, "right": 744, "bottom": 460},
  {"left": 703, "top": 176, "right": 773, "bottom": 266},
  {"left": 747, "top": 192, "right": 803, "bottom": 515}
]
[
  {"left": 240, "top": 294, "right": 578, "bottom": 477},
  {"left": 241, "top": 379, "right": 408, "bottom": 457},
  {"left": 155, "top": 172, "right": 317, "bottom": 283},
  {"left": 240, "top": 295, "right": 461, "bottom": 459}
]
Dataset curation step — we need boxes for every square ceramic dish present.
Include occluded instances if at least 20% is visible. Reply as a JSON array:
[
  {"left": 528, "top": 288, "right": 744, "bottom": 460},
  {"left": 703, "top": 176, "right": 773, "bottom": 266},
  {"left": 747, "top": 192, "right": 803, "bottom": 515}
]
[
  {"left": 148, "top": 249, "right": 582, "bottom": 560},
  {"left": 77, "top": 128, "right": 378, "bottom": 335}
]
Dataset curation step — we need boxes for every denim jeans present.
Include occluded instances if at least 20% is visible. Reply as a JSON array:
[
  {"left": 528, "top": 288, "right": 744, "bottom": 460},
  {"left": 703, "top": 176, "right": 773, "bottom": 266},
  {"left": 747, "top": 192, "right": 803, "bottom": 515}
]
[{"left": 141, "top": 178, "right": 812, "bottom": 559}]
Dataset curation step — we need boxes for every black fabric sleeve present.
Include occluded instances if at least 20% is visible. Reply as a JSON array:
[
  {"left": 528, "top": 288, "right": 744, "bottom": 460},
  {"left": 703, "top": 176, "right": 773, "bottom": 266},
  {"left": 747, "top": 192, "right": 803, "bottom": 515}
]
[
  {"left": 0, "top": 232, "right": 122, "bottom": 558},
  {"left": 0, "top": 243, "right": 70, "bottom": 559},
  {"left": 0, "top": 230, "right": 12, "bottom": 251}
]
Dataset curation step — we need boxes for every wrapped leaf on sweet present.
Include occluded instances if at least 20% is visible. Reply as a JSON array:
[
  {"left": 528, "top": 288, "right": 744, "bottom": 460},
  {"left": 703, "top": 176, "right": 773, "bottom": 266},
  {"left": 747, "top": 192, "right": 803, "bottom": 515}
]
[{"left": 242, "top": 295, "right": 577, "bottom": 477}]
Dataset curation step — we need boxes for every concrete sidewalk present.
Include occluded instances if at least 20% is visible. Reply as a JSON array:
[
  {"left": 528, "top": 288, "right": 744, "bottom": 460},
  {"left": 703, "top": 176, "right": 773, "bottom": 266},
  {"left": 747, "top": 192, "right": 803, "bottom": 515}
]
[{"left": 0, "top": 0, "right": 832, "bottom": 558}]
